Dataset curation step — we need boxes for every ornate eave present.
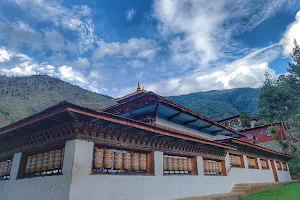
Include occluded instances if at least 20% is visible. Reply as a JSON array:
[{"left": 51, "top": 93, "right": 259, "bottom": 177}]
[
  {"left": 0, "top": 102, "right": 236, "bottom": 160},
  {"left": 0, "top": 101, "right": 292, "bottom": 161},
  {"left": 104, "top": 92, "right": 245, "bottom": 138}
]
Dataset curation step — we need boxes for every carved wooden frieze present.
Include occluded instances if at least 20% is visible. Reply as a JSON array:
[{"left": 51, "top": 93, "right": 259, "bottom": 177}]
[
  {"left": 74, "top": 122, "right": 226, "bottom": 158},
  {"left": 0, "top": 121, "right": 226, "bottom": 160},
  {"left": 0, "top": 123, "right": 75, "bottom": 158}
]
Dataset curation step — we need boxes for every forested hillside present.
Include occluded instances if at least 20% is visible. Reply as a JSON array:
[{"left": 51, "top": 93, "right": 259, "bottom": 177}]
[
  {"left": 0, "top": 75, "right": 260, "bottom": 128},
  {"left": 0, "top": 75, "right": 116, "bottom": 128},
  {"left": 168, "top": 88, "right": 260, "bottom": 120}
]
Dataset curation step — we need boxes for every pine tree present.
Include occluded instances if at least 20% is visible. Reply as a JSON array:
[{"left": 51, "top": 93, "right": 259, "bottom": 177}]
[{"left": 240, "top": 112, "right": 252, "bottom": 128}]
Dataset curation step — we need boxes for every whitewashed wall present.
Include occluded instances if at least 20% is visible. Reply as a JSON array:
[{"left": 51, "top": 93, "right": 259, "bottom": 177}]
[
  {"left": 0, "top": 139, "right": 292, "bottom": 200},
  {"left": 67, "top": 140, "right": 287, "bottom": 200},
  {"left": 0, "top": 140, "right": 77, "bottom": 200},
  {"left": 277, "top": 170, "right": 292, "bottom": 182},
  {"left": 276, "top": 162, "right": 292, "bottom": 182}
]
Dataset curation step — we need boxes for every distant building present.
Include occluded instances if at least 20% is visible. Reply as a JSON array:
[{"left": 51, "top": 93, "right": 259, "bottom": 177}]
[
  {"left": 218, "top": 115, "right": 257, "bottom": 131},
  {"left": 239, "top": 122, "right": 288, "bottom": 153},
  {"left": 240, "top": 122, "right": 287, "bottom": 144},
  {"left": 219, "top": 115, "right": 288, "bottom": 152}
]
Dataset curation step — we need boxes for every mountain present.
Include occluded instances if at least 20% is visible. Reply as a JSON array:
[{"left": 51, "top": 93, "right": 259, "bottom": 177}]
[
  {"left": 168, "top": 88, "right": 260, "bottom": 120},
  {"left": 0, "top": 75, "right": 117, "bottom": 128},
  {"left": 0, "top": 75, "right": 260, "bottom": 128}
]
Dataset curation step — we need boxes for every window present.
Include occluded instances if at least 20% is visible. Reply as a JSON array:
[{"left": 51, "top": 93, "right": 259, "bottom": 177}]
[
  {"left": 229, "top": 154, "right": 244, "bottom": 168},
  {"left": 247, "top": 157, "right": 258, "bottom": 169},
  {"left": 276, "top": 161, "right": 283, "bottom": 170},
  {"left": 93, "top": 147, "right": 153, "bottom": 175},
  {"left": 163, "top": 155, "right": 197, "bottom": 175},
  {"left": 260, "top": 159, "right": 269, "bottom": 170},
  {"left": 0, "top": 159, "right": 13, "bottom": 180},
  {"left": 282, "top": 163, "right": 288, "bottom": 171},
  {"left": 24, "top": 149, "right": 64, "bottom": 178},
  {"left": 204, "top": 159, "right": 225, "bottom": 176},
  {"left": 246, "top": 134, "right": 253, "bottom": 140},
  {"left": 260, "top": 131, "right": 264, "bottom": 135},
  {"left": 266, "top": 130, "right": 272, "bottom": 136}
]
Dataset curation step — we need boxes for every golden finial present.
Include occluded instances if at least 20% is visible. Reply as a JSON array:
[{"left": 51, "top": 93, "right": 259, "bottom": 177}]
[{"left": 137, "top": 82, "right": 141, "bottom": 92}]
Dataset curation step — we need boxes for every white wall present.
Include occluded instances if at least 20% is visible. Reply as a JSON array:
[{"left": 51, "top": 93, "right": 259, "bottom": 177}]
[
  {"left": 67, "top": 140, "right": 283, "bottom": 200},
  {"left": 0, "top": 140, "right": 77, "bottom": 200},
  {"left": 156, "top": 118, "right": 212, "bottom": 139},
  {"left": 228, "top": 168, "right": 274, "bottom": 184},
  {"left": 277, "top": 170, "right": 292, "bottom": 182},
  {"left": 0, "top": 139, "right": 292, "bottom": 200},
  {"left": 0, "top": 175, "right": 70, "bottom": 200}
]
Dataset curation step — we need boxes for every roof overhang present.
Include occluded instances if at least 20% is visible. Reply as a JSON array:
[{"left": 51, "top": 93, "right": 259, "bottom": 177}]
[
  {"left": 158, "top": 99, "right": 245, "bottom": 138},
  {"left": 230, "top": 139, "right": 294, "bottom": 159},
  {"left": 107, "top": 92, "right": 245, "bottom": 138},
  {"left": 0, "top": 102, "right": 236, "bottom": 151}
]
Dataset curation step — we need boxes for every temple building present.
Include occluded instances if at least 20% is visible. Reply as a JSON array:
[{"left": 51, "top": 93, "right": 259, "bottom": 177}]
[
  {"left": 0, "top": 85, "right": 293, "bottom": 200},
  {"left": 218, "top": 115, "right": 258, "bottom": 131},
  {"left": 240, "top": 122, "right": 288, "bottom": 152}
]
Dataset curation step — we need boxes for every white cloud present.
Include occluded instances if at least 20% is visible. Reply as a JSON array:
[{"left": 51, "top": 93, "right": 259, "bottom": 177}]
[
  {"left": 0, "top": 21, "right": 43, "bottom": 50},
  {"left": 92, "top": 38, "right": 159, "bottom": 61},
  {"left": 13, "top": 0, "right": 95, "bottom": 52},
  {"left": 281, "top": 11, "right": 300, "bottom": 55},
  {"left": 58, "top": 66, "right": 86, "bottom": 83},
  {"left": 93, "top": 40, "right": 122, "bottom": 60},
  {"left": 73, "top": 57, "right": 90, "bottom": 69},
  {"left": 85, "top": 70, "right": 102, "bottom": 92},
  {"left": 127, "top": 60, "right": 144, "bottom": 68},
  {"left": 0, "top": 48, "right": 12, "bottom": 63},
  {"left": 44, "top": 30, "right": 65, "bottom": 51},
  {"left": 116, "top": 44, "right": 281, "bottom": 97},
  {"left": 125, "top": 8, "right": 136, "bottom": 22},
  {"left": 153, "top": 0, "right": 296, "bottom": 67},
  {"left": 0, "top": 48, "right": 104, "bottom": 93}
]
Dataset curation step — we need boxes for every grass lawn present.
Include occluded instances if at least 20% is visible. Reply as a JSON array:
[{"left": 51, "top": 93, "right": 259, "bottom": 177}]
[{"left": 239, "top": 182, "right": 300, "bottom": 200}]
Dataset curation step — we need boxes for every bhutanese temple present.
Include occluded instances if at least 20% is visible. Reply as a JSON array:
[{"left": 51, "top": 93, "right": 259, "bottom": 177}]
[{"left": 0, "top": 84, "right": 293, "bottom": 200}]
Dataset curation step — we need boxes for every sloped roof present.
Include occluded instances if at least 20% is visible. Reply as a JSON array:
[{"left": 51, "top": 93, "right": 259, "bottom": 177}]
[{"left": 105, "top": 92, "right": 245, "bottom": 138}]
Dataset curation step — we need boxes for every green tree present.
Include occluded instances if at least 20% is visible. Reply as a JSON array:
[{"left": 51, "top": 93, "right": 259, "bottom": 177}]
[
  {"left": 240, "top": 112, "right": 252, "bottom": 128},
  {"left": 259, "top": 40, "right": 300, "bottom": 151}
]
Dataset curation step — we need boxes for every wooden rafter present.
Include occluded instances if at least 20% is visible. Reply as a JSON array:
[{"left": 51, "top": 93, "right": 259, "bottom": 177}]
[
  {"left": 168, "top": 111, "right": 181, "bottom": 120},
  {"left": 68, "top": 111, "right": 79, "bottom": 120},
  {"left": 198, "top": 124, "right": 212, "bottom": 130},
  {"left": 211, "top": 129, "right": 224, "bottom": 135},
  {"left": 154, "top": 103, "right": 160, "bottom": 116},
  {"left": 183, "top": 119, "right": 198, "bottom": 125},
  {"left": 48, "top": 117, "right": 65, "bottom": 123}
]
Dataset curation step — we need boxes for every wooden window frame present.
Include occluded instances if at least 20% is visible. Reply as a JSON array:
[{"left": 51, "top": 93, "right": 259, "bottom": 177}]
[
  {"left": 229, "top": 154, "right": 245, "bottom": 168},
  {"left": 247, "top": 157, "right": 259, "bottom": 169},
  {"left": 92, "top": 145, "right": 154, "bottom": 176},
  {"left": 0, "top": 157, "right": 14, "bottom": 181},
  {"left": 203, "top": 159, "right": 227, "bottom": 176},
  {"left": 163, "top": 154, "right": 198, "bottom": 176},
  {"left": 260, "top": 159, "right": 270, "bottom": 170},
  {"left": 20, "top": 147, "right": 65, "bottom": 179},
  {"left": 282, "top": 163, "right": 288, "bottom": 171},
  {"left": 276, "top": 161, "right": 283, "bottom": 171}
]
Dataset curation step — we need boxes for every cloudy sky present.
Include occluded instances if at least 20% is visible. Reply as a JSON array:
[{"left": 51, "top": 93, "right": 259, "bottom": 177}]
[{"left": 0, "top": 0, "right": 300, "bottom": 97}]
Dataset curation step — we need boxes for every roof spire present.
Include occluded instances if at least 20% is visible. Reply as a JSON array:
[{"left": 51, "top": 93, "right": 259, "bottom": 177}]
[{"left": 137, "top": 82, "right": 141, "bottom": 92}]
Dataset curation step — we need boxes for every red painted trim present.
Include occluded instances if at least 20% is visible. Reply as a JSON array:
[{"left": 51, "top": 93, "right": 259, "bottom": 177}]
[
  {"left": 231, "top": 139, "right": 293, "bottom": 159},
  {"left": 0, "top": 105, "right": 69, "bottom": 135},
  {"left": 67, "top": 107, "right": 236, "bottom": 150}
]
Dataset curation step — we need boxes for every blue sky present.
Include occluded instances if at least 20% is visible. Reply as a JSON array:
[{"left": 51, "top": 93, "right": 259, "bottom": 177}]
[{"left": 0, "top": 0, "right": 300, "bottom": 97}]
